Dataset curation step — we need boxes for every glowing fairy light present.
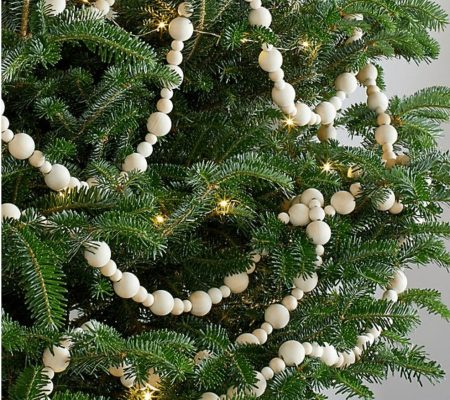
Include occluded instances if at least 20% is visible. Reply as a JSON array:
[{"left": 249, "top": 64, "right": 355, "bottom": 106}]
[
  {"left": 156, "top": 20, "right": 168, "bottom": 31},
  {"left": 321, "top": 161, "right": 333, "bottom": 172},
  {"left": 153, "top": 214, "right": 166, "bottom": 224}
]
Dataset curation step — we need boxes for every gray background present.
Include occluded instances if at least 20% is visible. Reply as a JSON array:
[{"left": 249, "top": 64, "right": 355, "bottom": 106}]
[{"left": 334, "top": 1, "right": 450, "bottom": 398}]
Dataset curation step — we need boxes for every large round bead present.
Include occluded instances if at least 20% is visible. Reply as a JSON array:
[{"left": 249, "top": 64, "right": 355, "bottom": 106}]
[
  {"left": 288, "top": 203, "right": 310, "bottom": 226},
  {"left": 249, "top": 7, "right": 272, "bottom": 27},
  {"left": 306, "top": 221, "right": 331, "bottom": 245},
  {"left": 294, "top": 102, "right": 312, "bottom": 126},
  {"left": 321, "top": 344, "right": 339, "bottom": 366},
  {"left": 264, "top": 304, "right": 290, "bottom": 329},
  {"left": 278, "top": 340, "right": 305, "bottom": 366},
  {"left": 42, "top": 346, "right": 70, "bottom": 373},
  {"left": 200, "top": 393, "right": 220, "bottom": 400},
  {"left": 113, "top": 272, "right": 140, "bottom": 298},
  {"left": 147, "top": 112, "right": 172, "bottom": 137},
  {"left": 44, "top": 0, "right": 66, "bottom": 16},
  {"left": 300, "top": 188, "right": 324, "bottom": 207},
  {"left": 374, "top": 189, "right": 396, "bottom": 211},
  {"left": 335, "top": 72, "right": 358, "bottom": 95},
  {"left": 271, "top": 83, "right": 295, "bottom": 108},
  {"left": 357, "top": 64, "right": 378, "bottom": 84},
  {"left": 44, "top": 164, "right": 71, "bottom": 191},
  {"left": 8, "top": 133, "right": 35, "bottom": 160},
  {"left": 388, "top": 270, "right": 407, "bottom": 293},
  {"left": 84, "top": 241, "right": 111, "bottom": 268},
  {"left": 368, "top": 92, "right": 388, "bottom": 112},
  {"left": 168, "top": 17, "right": 194, "bottom": 41},
  {"left": 245, "top": 372, "right": 267, "bottom": 397},
  {"left": 122, "top": 153, "right": 147, "bottom": 172},
  {"left": 223, "top": 272, "right": 249, "bottom": 294},
  {"left": 294, "top": 272, "right": 318, "bottom": 292},
  {"left": 330, "top": 191, "right": 356, "bottom": 215},
  {"left": 375, "top": 125, "right": 398, "bottom": 145},
  {"left": 258, "top": 48, "right": 283, "bottom": 72},
  {"left": 315, "top": 102, "right": 336, "bottom": 125},
  {"left": 190, "top": 290, "right": 213, "bottom": 316},
  {"left": 150, "top": 290, "right": 174, "bottom": 315},
  {"left": 317, "top": 125, "right": 337, "bottom": 142},
  {"left": 2, "top": 203, "right": 21, "bottom": 220}
]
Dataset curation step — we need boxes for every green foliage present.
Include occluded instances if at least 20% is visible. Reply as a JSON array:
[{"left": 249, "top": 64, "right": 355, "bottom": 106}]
[{"left": 2, "top": 0, "right": 450, "bottom": 399}]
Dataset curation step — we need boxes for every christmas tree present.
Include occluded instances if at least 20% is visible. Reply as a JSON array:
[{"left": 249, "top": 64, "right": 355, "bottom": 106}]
[{"left": 2, "top": 0, "right": 450, "bottom": 399}]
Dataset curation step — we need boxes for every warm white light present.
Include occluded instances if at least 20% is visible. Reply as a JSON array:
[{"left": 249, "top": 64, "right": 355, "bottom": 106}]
[{"left": 322, "top": 162, "right": 333, "bottom": 172}]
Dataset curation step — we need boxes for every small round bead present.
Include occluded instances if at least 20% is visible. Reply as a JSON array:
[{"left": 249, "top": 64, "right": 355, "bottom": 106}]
[
  {"left": 282, "top": 295, "right": 298, "bottom": 311},
  {"left": 377, "top": 113, "right": 392, "bottom": 126},
  {"left": 258, "top": 48, "right": 283, "bottom": 73},
  {"left": 389, "top": 201, "right": 404, "bottom": 214},
  {"left": 236, "top": 333, "right": 260, "bottom": 345},
  {"left": 357, "top": 64, "right": 378, "bottom": 84},
  {"left": 137, "top": 141, "right": 153, "bottom": 157},
  {"left": 29, "top": 150, "right": 45, "bottom": 168},
  {"left": 1, "top": 115, "right": 10, "bottom": 131},
  {"left": 324, "top": 205, "right": 336, "bottom": 216},
  {"left": 291, "top": 288, "right": 304, "bottom": 300},
  {"left": 269, "top": 357, "right": 285, "bottom": 374},
  {"left": 8, "top": 133, "right": 35, "bottom": 160},
  {"left": 261, "top": 366, "right": 274, "bottom": 380},
  {"left": 208, "top": 287, "right": 223, "bottom": 304},
  {"left": 261, "top": 322, "right": 273, "bottom": 335},
  {"left": 132, "top": 286, "right": 148, "bottom": 303},
  {"left": 383, "top": 289, "right": 398, "bottom": 302},
  {"left": 177, "top": 2, "right": 193, "bottom": 17},
  {"left": 156, "top": 98, "right": 173, "bottom": 114},
  {"left": 143, "top": 293, "right": 155, "bottom": 307},
  {"left": 40, "top": 161, "right": 52, "bottom": 174},
  {"left": 110, "top": 269, "right": 123, "bottom": 282},
  {"left": 167, "top": 50, "right": 183, "bottom": 66},
  {"left": 145, "top": 133, "right": 158, "bottom": 145},
  {"left": 315, "top": 245, "right": 325, "bottom": 256},
  {"left": 183, "top": 299, "right": 192, "bottom": 313},
  {"left": 329, "top": 96, "right": 343, "bottom": 111},
  {"left": 268, "top": 69, "right": 284, "bottom": 82},
  {"left": 160, "top": 87, "right": 174, "bottom": 99},
  {"left": 100, "top": 260, "right": 117, "bottom": 277},
  {"left": 252, "top": 328, "right": 268, "bottom": 344},
  {"left": 309, "top": 206, "right": 325, "bottom": 221},
  {"left": 249, "top": 7, "right": 272, "bottom": 27},
  {"left": 349, "top": 182, "right": 362, "bottom": 197},
  {"left": 302, "top": 342, "right": 313, "bottom": 355},
  {"left": 389, "top": 270, "right": 408, "bottom": 293},
  {"left": 2, "top": 203, "right": 21, "bottom": 220},
  {"left": 219, "top": 285, "right": 231, "bottom": 298},
  {"left": 2, "top": 129, "right": 14, "bottom": 143},
  {"left": 171, "top": 298, "right": 185, "bottom": 315}
]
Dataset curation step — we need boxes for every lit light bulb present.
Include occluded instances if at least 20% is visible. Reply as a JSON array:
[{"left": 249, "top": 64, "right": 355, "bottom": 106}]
[
  {"left": 153, "top": 214, "right": 166, "bottom": 224},
  {"left": 321, "top": 161, "right": 333, "bottom": 172},
  {"left": 218, "top": 199, "right": 230, "bottom": 208},
  {"left": 301, "top": 40, "right": 310, "bottom": 47},
  {"left": 156, "top": 21, "right": 167, "bottom": 31},
  {"left": 216, "top": 198, "right": 234, "bottom": 215}
]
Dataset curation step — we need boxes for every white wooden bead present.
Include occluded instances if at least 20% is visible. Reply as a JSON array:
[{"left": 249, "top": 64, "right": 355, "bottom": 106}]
[
  {"left": 8, "top": 133, "right": 35, "bottom": 160},
  {"left": 294, "top": 102, "right": 312, "bottom": 126},
  {"left": 279, "top": 341, "right": 305, "bottom": 366},
  {"left": 282, "top": 295, "right": 298, "bottom": 311},
  {"left": 94, "top": 0, "right": 110, "bottom": 16},
  {"left": 1, "top": 115, "right": 9, "bottom": 131},
  {"left": 357, "top": 64, "right": 378, "bottom": 84},
  {"left": 324, "top": 205, "right": 336, "bottom": 216},
  {"left": 258, "top": 48, "right": 283, "bottom": 72},
  {"left": 314, "top": 256, "right": 323, "bottom": 267},
  {"left": 277, "top": 212, "right": 290, "bottom": 224},
  {"left": 269, "top": 357, "right": 286, "bottom": 374},
  {"left": 300, "top": 188, "right": 324, "bottom": 207},
  {"left": 375, "top": 125, "right": 397, "bottom": 145},
  {"left": 382, "top": 143, "right": 394, "bottom": 153},
  {"left": 143, "top": 293, "right": 155, "bottom": 307},
  {"left": 375, "top": 189, "right": 395, "bottom": 211},
  {"left": 2, "top": 203, "right": 21, "bottom": 220},
  {"left": 335, "top": 72, "right": 358, "bottom": 94},
  {"left": 190, "top": 290, "right": 212, "bottom": 316},
  {"left": 0, "top": 98, "right": 4, "bottom": 115},
  {"left": 310, "top": 342, "right": 324, "bottom": 357},
  {"left": 302, "top": 342, "right": 313, "bottom": 355},
  {"left": 44, "top": 164, "right": 71, "bottom": 191},
  {"left": 383, "top": 289, "right": 398, "bottom": 302},
  {"left": 288, "top": 203, "right": 310, "bottom": 226},
  {"left": 145, "top": 134, "right": 158, "bottom": 146},
  {"left": 110, "top": 269, "right": 123, "bottom": 282},
  {"left": 183, "top": 299, "right": 192, "bottom": 312},
  {"left": 167, "top": 50, "right": 183, "bottom": 66},
  {"left": 178, "top": 2, "right": 193, "bottom": 17},
  {"left": 252, "top": 328, "right": 268, "bottom": 344},
  {"left": 44, "top": 0, "right": 66, "bottom": 16},
  {"left": 168, "top": 17, "right": 194, "bottom": 41},
  {"left": 246, "top": 263, "right": 256, "bottom": 274},
  {"left": 171, "top": 298, "right": 185, "bottom": 315},
  {"left": 100, "top": 260, "right": 117, "bottom": 277},
  {"left": 132, "top": 286, "right": 148, "bottom": 303},
  {"left": 208, "top": 287, "right": 223, "bottom": 304},
  {"left": 249, "top": 7, "right": 272, "bottom": 27},
  {"left": 42, "top": 367, "right": 55, "bottom": 379},
  {"left": 309, "top": 206, "right": 325, "bottom": 221},
  {"left": 84, "top": 241, "right": 111, "bottom": 268},
  {"left": 224, "top": 272, "right": 249, "bottom": 293},
  {"left": 294, "top": 272, "right": 318, "bottom": 292},
  {"left": 261, "top": 366, "right": 274, "bottom": 380},
  {"left": 261, "top": 322, "right": 273, "bottom": 335},
  {"left": 382, "top": 151, "right": 397, "bottom": 161},
  {"left": 349, "top": 182, "right": 362, "bottom": 197},
  {"left": 113, "top": 272, "right": 140, "bottom": 298},
  {"left": 246, "top": 371, "right": 266, "bottom": 397},
  {"left": 29, "top": 151, "right": 45, "bottom": 168},
  {"left": 156, "top": 98, "right": 173, "bottom": 114},
  {"left": 150, "top": 290, "right": 174, "bottom": 315},
  {"left": 236, "top": 333, "right": 260, "bottom": 345},
  {"left": 329, "top": 96, "right": 343, "bottom": 111},
  {"left": 336, "top": 90, "right": 347, "bottom": 100},
  {"left": 219, "top": 285, "right": 231, "bottom": 298},
  {"left": 321, "top": 344, "right": 339, "bottom": 366},
  {"left": 42, "top": 346, "right": 70, "bottom": 373},
  {"left": 137, "top": 141, "right": 153, "bottom": 157},
  {"left": 147, "top": 112, "right": 172, "bottom": 136},
  {"left": 368, "top": 92, "right": 389, "bottom": 113},
  {"left": 167, "top": 65, "right": 184, "bottom": 88},
  {"left": 315, "top": 245, "right": 325, "bottom": 256},
  {"left": 200, "top": 393, "right": 219, "bottom": 400},
  {"left": 389, "top": 270, "right": 407, "bottom": 293},
  {"left": 366, "top": 85, "right": 380, "bottom": 95},
  {"left": 315, "top": 102, "right": 336, "bottom": 125},
  {"left": 317, "top": 124, "right": 337, "bottom": 142},
  {"left": 39, "top": 161, "right": 52, "bottom": 174},
  {"left": 249, "top": 0, "right": 262, "bottom": 9},
  {"left": 306, "top": 220, "right": 331, "bottom": 245},
  {"left": 264, "top": 304, "right": 290, "bottom": 329},
  {"left": 269, "top": 69, "right": 284, "bottom": 82},
  {"left": 389, "top": 201, "right": 404, "bottom": 214},
  {"left": 120, "top": 374, "right": 135, "bottom": 388},
  {"left": 272, "top": 82, "right": 295, "bottom": 107},
  {"left": 122, "top": 153, "right": 147, "bottom": 172},
  {"left": 160, "top": 87, "right": 174, "bottom": 99},
  {"left": 1, "top": 129, "right": 14, "bottom": 143},
  {"left": 330, "top": 191, "right": 356, "bottom": 215}
]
